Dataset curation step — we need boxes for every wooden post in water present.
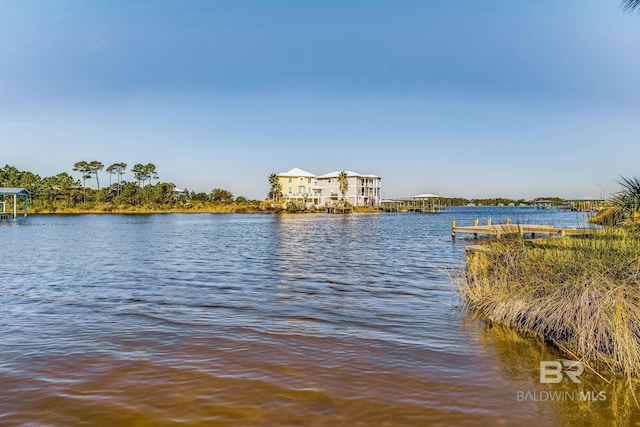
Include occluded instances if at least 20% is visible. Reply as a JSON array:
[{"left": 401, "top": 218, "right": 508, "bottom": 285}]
[
  {"left": 486, "top": 218, "right": 491, "bottom": 226},
  {"left": 451, "top": 220, "right": 456, "bottom": 240},
  {"left": 473, "top": 219, "right": 478, "bottom": 226},
  {"left": 506, "top": 218, "right": 511, "bottom": 225}
]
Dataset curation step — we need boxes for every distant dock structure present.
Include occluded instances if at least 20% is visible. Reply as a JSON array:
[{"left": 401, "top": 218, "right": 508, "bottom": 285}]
[
  {"left": 0, "top": 188, "right": 30, "bottom": 219},
  {"left": 381, "top": 193, "right": 446, "bottom": 213},
  {"left": 451, "top": 218, "right": 592, "bottom": 240}
]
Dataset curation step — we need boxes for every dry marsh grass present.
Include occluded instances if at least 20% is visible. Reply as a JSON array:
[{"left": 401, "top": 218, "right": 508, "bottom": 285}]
[
  {"left": 458, "top": 229, "right": 640, "bottom": 377},
  {"left": 29, "top": 203, "right": 275, "bottom": 215}
]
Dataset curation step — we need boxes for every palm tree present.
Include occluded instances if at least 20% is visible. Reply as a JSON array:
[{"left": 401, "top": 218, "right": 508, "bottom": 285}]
[
  {"left": 337, "top": 171, "right": 349, "bottom": 204},
  {"left": 268, "top": 173, "right": 281, "bottom": 204},
  {"left": 617, "top": 175, "right": 640, "bottom": 216},
  {"left": 623, "top": 0, "right": 640, "bottom": 11},
  {"left": 592, "top": 175, "right": 640, "bottom": 226}
]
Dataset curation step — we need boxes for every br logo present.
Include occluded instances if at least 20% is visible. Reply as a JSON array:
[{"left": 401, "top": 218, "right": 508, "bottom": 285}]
[{"left": 540, "top": 360, "right": 584, "bottom": 384}]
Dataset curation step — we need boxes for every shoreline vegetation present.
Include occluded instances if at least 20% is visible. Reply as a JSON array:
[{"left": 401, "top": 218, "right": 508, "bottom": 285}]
[
  {"left": 1, "top": 163, "right": 589, "bottom": 215},
  {"left": 459, "top": 230, "right": 640, "bottom": 377},
  {"left": 458, "top": 176, "right": 640, "bottom": 380},
  {"left": 26, "top": 204, "right": 384, "bottom": 215}
]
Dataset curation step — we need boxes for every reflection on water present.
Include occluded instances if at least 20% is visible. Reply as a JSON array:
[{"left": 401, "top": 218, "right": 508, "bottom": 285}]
[{"left": 0, "top": 208, "right": 634, "bottom": 426}]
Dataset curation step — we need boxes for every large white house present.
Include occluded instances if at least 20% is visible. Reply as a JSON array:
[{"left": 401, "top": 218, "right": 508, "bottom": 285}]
[
  {"left": 315, "top": 171, "right": 382, "bottom": 207},
  {"left": 276, "top": 168, "right": 320, "bottom": 205},
  {"left": 273, "top": 168, "right": 382, "bottom": 207}
]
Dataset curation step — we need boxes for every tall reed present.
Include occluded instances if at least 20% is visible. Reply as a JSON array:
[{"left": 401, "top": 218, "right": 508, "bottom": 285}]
[{"left": 458, "top": 229, "right": 640, "bottom": 376}]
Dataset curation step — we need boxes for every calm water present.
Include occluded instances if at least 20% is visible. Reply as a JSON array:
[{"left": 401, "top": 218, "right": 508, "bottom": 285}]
[{"left": 1, "top": 208, "right": 637, "bottom": 426}]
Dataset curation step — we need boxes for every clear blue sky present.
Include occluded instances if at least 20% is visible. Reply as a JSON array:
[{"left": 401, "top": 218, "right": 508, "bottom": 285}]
[{"left": 1, "top": 0, "right": 638, "bottom": 200}]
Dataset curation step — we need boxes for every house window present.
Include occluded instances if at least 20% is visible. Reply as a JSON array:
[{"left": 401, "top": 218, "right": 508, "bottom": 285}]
[
  {"left": 307, "top": 178, "right": 311, "bottom": 184},
  {"left": 288, "top": 177, "right": 292, "bottom": 183},
  {"left": 288, "top": 187, "right": 293, "bottom": 194}
]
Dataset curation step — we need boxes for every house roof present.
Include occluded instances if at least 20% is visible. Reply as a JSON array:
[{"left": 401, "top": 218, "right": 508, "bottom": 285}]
[
  {"left": 317, "top": 171, "right": 380, "bottom": 179},
  {"left": 0, "top": 188, "right": 29, "bottom": 196},
  {"left": 277, "top": 168, "right": 316, "bottom": 178},
  {"left": 413, "top": 193, "right": 441, "bottom": 199}
]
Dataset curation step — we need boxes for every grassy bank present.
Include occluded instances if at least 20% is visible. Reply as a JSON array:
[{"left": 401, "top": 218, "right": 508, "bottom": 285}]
[
  {"left": 458, "top": 229, "right": 640, "bottom": 377},
  {"left": 27, "top": 204, "right": 384, "bottom": 215},
  {"left": 29, "top": 202, "right": 276, "bottom": 214}
]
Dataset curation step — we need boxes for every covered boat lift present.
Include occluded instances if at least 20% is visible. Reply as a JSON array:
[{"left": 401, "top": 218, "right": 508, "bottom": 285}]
[
  {"left": 380, "top": 193, "right": 446, "bottom": 213},
  {"left": 411, "top": 193, "right": 446, "bottom": 213},
  {"left": 0, "top": 188, "right": 29, "bottom": 219}
]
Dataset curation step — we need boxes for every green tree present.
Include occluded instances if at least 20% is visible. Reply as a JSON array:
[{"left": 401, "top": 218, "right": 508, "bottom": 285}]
[
  {"left": 190, "top": 191, "right": 209, "bottom": 202},
  {"left": 132, "top": 163, "right": 145, "bottom": 186},
  {"left": 54, "top": 172, "right": 77, "bottom": 207},
  {"left": 73, "top": 161, "right": 92, "bottom": 204},
  {"left": 144, "top": 163, "right": 158, "bottom": 186},
  {"left": 106, "top": 163, "right": 127, "bottom": 195},
  {"left": 132, "top": 163, "right": 158, "bottom": 187},
  {"left": 19, "top": 171, "right": 42, "bottom": 199},
  {"left": 41, "top": 176, "right": 59, "bottom": 205},
  {"left": 88, "top": 161, "right": 104, "bottom": 190},
  {"left": 337, "top": 171, "right": 349, "bottom": 202},
  {"left": 150, "top": 182, "right": 177, "bottom": 205},
  {"left": 1, "top": 165, "right": 21, "bottom": 187},
  {"left": 117, "top": 181, "right": 139, "bottom": 205},
  {"left": 210, "top": 188, "right": 234, "bottom": 202}
]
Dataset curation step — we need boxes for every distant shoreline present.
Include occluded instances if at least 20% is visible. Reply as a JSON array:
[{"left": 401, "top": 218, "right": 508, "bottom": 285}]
[
  {"left": 26, "top": 206, "right": 384, "bottom": 215},
  {"left": 16, "top": 205, "right": 565, "bottom": 216}
]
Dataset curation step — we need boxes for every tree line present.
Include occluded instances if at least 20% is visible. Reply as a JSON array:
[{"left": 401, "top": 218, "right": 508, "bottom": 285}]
[{"left": 0, "top": 163, "right": 254, "bottom": 211}]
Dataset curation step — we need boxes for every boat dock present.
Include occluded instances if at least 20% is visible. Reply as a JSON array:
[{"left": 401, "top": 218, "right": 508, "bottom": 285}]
[
  {"left": 451, "top": 218, "right": 592, "bottom": 240},
  {"left": 0, "top": 188, "right": 30, "bottom": 219},
  {"left": 380, "top": 193, "right": 446, "bottom": 213}
]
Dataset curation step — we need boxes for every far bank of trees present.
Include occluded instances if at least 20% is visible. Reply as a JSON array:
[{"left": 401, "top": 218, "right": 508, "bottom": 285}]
[{"left": 0, "top": 162, "right": 261, "bottom": 212}]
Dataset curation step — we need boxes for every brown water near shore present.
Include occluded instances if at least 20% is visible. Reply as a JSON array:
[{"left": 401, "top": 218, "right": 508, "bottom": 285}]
[{"left": 0, "top": 324, "right": 544, "bottom": 426}]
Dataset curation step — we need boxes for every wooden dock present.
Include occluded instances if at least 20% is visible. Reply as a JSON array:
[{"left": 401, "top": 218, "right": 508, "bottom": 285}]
[
  {"left": 451, "top": 218, "right": 592, "bottom": 240},
  {"left": 326, "top": 206, "right": 353, "bottom": 214}
]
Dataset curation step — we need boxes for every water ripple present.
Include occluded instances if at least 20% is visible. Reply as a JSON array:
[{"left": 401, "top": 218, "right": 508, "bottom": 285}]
[{"left": 0, "top": 209, "right": 593, "bottom": 426}]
